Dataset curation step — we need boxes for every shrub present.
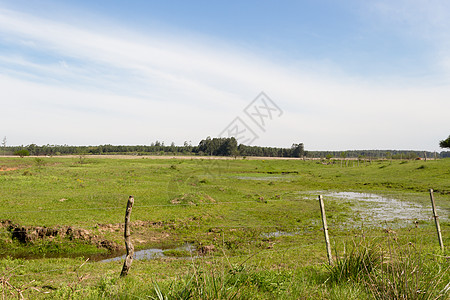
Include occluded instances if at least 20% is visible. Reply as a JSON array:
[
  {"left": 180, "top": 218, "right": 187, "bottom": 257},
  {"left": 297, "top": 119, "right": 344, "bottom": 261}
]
[{"left": 14, "top": 149, "right": 30, "bottom": 158}]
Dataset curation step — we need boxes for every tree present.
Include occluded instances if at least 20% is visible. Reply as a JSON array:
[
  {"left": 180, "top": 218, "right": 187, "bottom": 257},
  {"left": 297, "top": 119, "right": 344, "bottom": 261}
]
[
  {"left": 385, "top": 152, "right": 392, "bottom": 160},
  {"left": 220, "top": 137, "right": 238, "bottom": 156},
  {"left": 14, "top": 149, "right": 30, "bottom": 158},
  {"left": 197, "top": 137, "right": 238, "bottom": 156},
  {"left": 169, "top": 142, "right": 176, "bottom": 153},
  {"left": 26, "top": 144, "right": 37, "bottom": 155},
  {"left": 2, "top": 136, "right": 6, "bottom": 156},
  {"left": 340, "top": 151, "right": 347, "bottom": 167},
  {"left": 291, "top": 143, "right": 304, "bottom": 158},
  {"left": 183, "top": 141, "right": 193, "bottom": 153},
  {"left": 439, "top": 135, "right": 450, "bottom": 149}
]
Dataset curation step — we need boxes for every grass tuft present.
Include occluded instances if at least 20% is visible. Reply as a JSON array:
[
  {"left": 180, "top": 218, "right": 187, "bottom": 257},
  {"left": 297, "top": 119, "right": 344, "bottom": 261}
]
[
  {"left": 326, "top": 240, "right": 381, "bottom": 283},
  {"left": 325, "top": 237, "right": 450, "bottom": 300}
]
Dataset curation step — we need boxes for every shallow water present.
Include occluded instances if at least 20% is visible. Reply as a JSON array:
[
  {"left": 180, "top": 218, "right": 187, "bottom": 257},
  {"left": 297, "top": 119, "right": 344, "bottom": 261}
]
[
  {"left": 100, "top": 243, "right": 195, "bottom": 262},
  {"left": 309, "top": 191, "right": 446, "bottom": 227},
  {"left": 330, "top": 192, "right": 429, "bottom": 221},
  {"left": 261, "top": 231, "right": 299, "bottom": 238}
]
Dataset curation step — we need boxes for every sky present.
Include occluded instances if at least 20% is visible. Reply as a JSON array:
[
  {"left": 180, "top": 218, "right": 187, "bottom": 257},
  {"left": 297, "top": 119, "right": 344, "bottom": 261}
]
[{"left": 0, "top": 0, "right": 449, "bottom": 151}]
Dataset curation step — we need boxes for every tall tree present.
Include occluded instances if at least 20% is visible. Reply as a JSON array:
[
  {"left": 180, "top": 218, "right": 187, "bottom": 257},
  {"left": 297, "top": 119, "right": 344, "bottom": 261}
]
[
  {"left": 439, "top": 135, "right": 450, "bottom": 149},
  {"left": 291, "top": 143, "right": 304, "bottom": 158},
  {"left": 2, "top": 136, "right": 6, "bottom": 156}
]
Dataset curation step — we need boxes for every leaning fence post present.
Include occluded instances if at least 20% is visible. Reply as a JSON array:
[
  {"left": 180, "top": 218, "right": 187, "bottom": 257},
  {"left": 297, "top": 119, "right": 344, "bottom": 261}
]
[
  {"left": 120, "top": 196, "right": 135, "bottom": 277},
  {"left": 429, "top": 189, "right": 444, "bottom": 251},
  {"left": 319, "top": 195, "right": 332, "bottom": 265}
]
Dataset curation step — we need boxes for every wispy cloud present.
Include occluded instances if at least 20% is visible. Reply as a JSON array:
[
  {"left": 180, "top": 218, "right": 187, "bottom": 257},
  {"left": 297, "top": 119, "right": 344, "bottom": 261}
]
[
  {"left": 367, "top": 0, "right": 450, "bottom": 79},
  {"left": 0, "top": 6, "right": 448, "bottom": 150}
]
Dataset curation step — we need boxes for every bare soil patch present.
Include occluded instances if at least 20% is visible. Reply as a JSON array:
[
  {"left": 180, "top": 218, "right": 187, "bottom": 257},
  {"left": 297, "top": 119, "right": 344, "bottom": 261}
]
[
  {"left": 0, "top": 167, "right": 18, "bottom": 172},
  {"left": 1, "top": 220, "right": 120, "bottom": 252}
]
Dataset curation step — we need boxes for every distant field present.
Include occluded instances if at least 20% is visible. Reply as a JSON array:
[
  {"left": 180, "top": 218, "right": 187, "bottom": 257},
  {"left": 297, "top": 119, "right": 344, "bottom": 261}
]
[{"left": 0, "top": 156, "right": 448, "bottom": 299}]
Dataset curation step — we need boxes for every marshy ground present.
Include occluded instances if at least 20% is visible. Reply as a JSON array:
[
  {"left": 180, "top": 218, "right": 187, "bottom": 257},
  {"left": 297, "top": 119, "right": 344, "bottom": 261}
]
[{"left": 0, "top": 156, "right": 448, "bottom": 299}]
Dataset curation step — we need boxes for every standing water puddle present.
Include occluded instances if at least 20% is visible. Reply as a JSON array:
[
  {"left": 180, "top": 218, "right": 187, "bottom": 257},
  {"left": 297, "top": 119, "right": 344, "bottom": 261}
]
[
  {"left": 307, "top": 191, "right": 446, "bottom": 227},
  {"left": 261, "top": 231, "right": 298, "bottom": 238},
  {"left": 101, "top": 243, "right": 195, "bottom": 262}
]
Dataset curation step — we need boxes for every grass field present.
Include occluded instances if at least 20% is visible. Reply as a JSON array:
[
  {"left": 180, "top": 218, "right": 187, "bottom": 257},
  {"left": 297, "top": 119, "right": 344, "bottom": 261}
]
[{"left": 0, "top": 156, "right": 449, "bottom": 299}]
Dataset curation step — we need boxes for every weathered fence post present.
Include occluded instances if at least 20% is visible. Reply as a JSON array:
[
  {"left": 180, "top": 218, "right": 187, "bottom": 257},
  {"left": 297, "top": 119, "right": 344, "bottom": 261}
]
[
  {"left": 120, "top": 196, "right": 134, "bottom": 277},
  {"left": 429, "top": 189, "right": 444, "bottom": 251},
  {"left": 319, "top": 195, "right": 332, "bottom": 265}
]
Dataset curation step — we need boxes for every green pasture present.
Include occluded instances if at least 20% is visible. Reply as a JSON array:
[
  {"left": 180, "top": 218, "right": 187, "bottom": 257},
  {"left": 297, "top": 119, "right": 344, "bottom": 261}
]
[
  {"left": 1, "top": 156, "right": 448, "bottom": 225},
  {"left": 0, "top": 156, "right": 448, "bottom": 299}
]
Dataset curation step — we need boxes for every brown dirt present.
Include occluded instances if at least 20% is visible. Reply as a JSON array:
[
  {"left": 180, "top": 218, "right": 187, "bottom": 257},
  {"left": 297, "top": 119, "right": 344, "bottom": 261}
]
[
  {"left": 96, "top": 220, "right": 171, "bottom": 245},
  {"left": 1, "top": 219, "right": 174, "bottom": 252},
  {"left": 0, "top": 167, "right": 18, "bottom": 172},
  {"left": 198, "top": 244, "right": 215, "bottom": 254},
  {"left": 1, "top": 220, "right": 120, "bottom": 252}
]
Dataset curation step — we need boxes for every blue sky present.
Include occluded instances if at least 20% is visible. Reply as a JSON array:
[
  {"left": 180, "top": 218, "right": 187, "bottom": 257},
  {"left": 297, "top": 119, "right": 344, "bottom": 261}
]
[{"left": 0, "top": 0, "right": 449, "bottom": 150}]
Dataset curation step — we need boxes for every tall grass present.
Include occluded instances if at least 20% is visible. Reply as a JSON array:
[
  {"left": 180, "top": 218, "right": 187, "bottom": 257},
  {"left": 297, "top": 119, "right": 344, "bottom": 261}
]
[
  {"left": 326, "top": 239, "right": 382, "bottom": 283},
  {"left": 148, "top": 262, "right": 290, "bottom": 300},
  {"left": 326, "top": 235, "right": 450, "bottom": 300},
  {"left": 364, "top": 240, "right": 449, "bottom": 299}
]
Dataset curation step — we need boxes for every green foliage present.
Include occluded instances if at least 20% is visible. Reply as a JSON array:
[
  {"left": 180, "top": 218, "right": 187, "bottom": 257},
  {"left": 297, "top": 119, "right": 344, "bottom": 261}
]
[
  {"left": 198, "top": 136, "right": 238, "bottom": 156},
  {"left": 3, "top": 142, "right": 449, "bottom": 158},
  {"left": 440, "top": 135, "right": 450, "bottom": 149},
  {"left": 14, "top": 149, "right": 30, "bottom": 157},
  {"left": 291, "top": 143, "right": 305, "bottom": 157}
]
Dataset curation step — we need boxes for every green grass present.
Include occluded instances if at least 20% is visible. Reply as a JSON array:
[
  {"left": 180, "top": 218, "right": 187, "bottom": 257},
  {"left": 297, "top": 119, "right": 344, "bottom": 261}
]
[
  {"left": 1, "top": 157, "right": 448, "bottom": 225},
  {"left": 0, "top": 156, "right": 449, "bottom": 298},
  {"left": 327, "top": 236, "right": 449, "bottom": 299}
]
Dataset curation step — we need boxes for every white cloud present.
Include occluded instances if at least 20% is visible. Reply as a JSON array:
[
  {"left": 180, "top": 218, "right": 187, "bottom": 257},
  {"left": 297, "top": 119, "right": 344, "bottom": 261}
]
[{"left": 0, "top": 7, "right": 449, "bottom": 150}]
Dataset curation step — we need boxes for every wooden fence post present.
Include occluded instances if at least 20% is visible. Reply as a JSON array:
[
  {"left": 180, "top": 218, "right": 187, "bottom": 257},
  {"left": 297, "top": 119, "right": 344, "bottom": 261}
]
[
  {"left": 120, "top": 196, "right": 135, "bottom": 277},
  {"left": 319, "top": 195, "right": 332, "bottom": 265},
  {"left": 429, "top": 189, "right": 444, "bottom": 251}
]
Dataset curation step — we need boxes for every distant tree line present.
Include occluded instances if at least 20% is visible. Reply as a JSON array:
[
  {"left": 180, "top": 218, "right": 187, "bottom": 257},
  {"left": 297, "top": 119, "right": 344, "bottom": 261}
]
[
  {"left": 309, "top": 150, "right": 447, "bottom": 160},
  {"left": 238, "top": 143, "right": 304, "bottom": 157},
  {"left": 2, "top": 138, "right": 449, "bottom": 159},
  {"left": 2, "top": 138, "right": 305, "bottom": 158}
]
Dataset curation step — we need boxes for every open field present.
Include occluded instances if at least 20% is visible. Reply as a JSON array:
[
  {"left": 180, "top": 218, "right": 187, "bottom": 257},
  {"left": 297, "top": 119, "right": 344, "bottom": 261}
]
[{"left": 0, "top": 156, "right": 449, "bottom": 299}]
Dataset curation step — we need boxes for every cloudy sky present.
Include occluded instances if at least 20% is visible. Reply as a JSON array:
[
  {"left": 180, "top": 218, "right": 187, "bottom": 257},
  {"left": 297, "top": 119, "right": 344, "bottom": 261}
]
[{"left": 0, "top": 0, "right": 449, "bottom": 151}]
